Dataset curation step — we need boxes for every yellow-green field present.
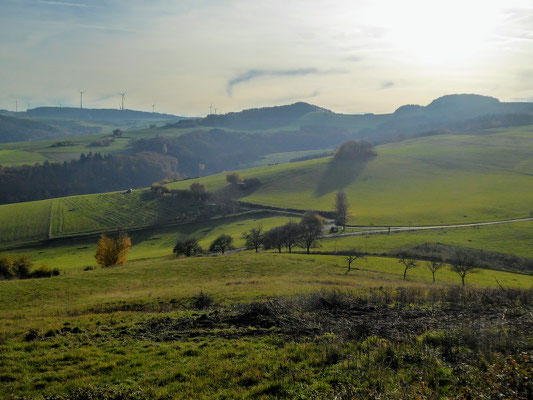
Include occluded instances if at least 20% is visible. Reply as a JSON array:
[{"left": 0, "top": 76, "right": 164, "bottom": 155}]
[
  {"left": 322, "top": 220, "right": 533, "bottom": 258},
  {"left": 169, "top": 128, "right": 533, "bottom": 225},
  {"left": 2, "top": 126, "right": 533, "bottom": 248},
  {"left": 0, "top": 199, "right": 51, "bottom": 245},
  {"left": 2, "top": 253, "right": 531, "bottom": 322},
  {"left": 0, "top": 251, "right": 531, "bottom": 398},
  {"left": 11, "top": 213, "right": 297, "bottom": 271}
]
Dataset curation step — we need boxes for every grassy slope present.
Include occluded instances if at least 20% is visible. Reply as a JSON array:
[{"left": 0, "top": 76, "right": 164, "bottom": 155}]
[
  {"left": 0, "top": 252, "right": 531, "bottom": 398},
  {"left": 169, "top": 126, "right": 533, "bottom": 225},
  {"left": 10, "top": 217, "right": 533, "bottom": 274},
  {"left": 322, "top": 220, "right": 533, "bottom": 258},
  {"left": 12, "top": 213, "right": 297, "bottom": 271},
  {"left": 1, "top": 126, "right": 533, "bottom": 247},
  {"left": 2, "top": 253, "right": 531, "bottom": 324},
  {"left": 0, "top": 199, "right": 51, "bottom": 245},
  {"left": 0, "top": 149, "right": 50, "bottom": 166},
  {"left": 0, "top": 126, "right": 235, "bottom": 166}
]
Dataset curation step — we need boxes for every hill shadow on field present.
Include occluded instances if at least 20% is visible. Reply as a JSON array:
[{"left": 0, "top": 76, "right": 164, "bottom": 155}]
[{"left": 314, "top": 159, "right": 370, "bottom": 197}]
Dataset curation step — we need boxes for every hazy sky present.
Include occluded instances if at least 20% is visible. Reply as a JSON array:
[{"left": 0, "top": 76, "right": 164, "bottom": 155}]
[{"left": 1, "top": 0, "right": 532, "bottom": 115}]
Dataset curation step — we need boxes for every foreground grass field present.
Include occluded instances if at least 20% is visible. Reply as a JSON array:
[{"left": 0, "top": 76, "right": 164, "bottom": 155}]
[{"left": 0, "top": 252, "right": 531, "bottom": 399}]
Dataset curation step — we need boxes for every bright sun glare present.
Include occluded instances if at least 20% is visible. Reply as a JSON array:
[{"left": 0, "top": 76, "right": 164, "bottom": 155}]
[{"left": 365, "top": 0, "right": 503, "bottom": 66}]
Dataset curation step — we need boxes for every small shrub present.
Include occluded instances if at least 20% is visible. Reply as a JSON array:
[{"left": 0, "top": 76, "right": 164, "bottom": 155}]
[
  {"left": 191, "top": 291, "right": 215, "bottom": 309},
  {"left": 24, "top": 329, "right": 39, "bottom": 342},
  {"left": 173, "top": 237, "right": 202, "bottom": 257},
  {"left": 12, "top": 255, "right": 33, "bottom": 278},
  {"left": 83, "top": 266, "right": 95, "bottom": 271},
  {"left": 30, "top": 265, "right": 60, "bottom": 278},
  {"left": 95, "top": 233, "right": 132, "bottom": 267},
  {"left": 0, "top": 255, "right": 14, "bottom": 279},
  {"left": 226, "top": 171, "right": 243, "bottom": 184}
]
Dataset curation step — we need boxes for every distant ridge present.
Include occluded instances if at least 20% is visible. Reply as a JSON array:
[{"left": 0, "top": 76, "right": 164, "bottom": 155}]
[
  {"left": 26, "top": 107, "right": 188, "bottom": 122},
  {"left": 169, "top": 102, "right": 330, "bottom": 130}
]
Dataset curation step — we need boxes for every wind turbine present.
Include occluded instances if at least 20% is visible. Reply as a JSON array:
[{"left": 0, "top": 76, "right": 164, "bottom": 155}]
[
  {"left": 152, "top": 104, "right": 155, "bottom": 113},
  {"left": 120, "top": 92, "right": 126, "bottom": 111},
  {"left": 15, "top": 100, "right": 18, "bottom": 113},
  {"left": 209, "top": 104, "right": 213, "bottom": 115},
  {"left": 79, "top": 90, "right": 85, "bottom": 109}
]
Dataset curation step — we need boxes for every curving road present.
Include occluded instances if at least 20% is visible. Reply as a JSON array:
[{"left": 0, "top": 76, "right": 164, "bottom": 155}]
[{"left": 325, "top": 217, "right": 533, "bottom": 238}]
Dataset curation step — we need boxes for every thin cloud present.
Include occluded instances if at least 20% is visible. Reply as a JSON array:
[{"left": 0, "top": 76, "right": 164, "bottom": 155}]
[
  {"left": 227, "top": 68, "right": 344, "bottom": 95},
  {"left": 271, "top": 90, "right": 321, "bottom": 104},
  {"left": 38, "top": 0, "right": 99, "bottom": 7},
  {"left": 344, "top": 55, "right": 364, "bottom": 62},
  {"left": 380, "top": 81, "right": 395, "bottom": 89}
]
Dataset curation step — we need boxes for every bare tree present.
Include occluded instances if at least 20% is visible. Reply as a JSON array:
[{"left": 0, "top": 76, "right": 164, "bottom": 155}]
[
  {"left": 226, "top": 171, "right": 242, "bottom": 185},
  {"left": 298, "top": 212, "right": 324, "bottom": 254},
  {"left": 398, "top": 257, "right": 418, "bottom": 280},
  {"left": 344, "top": 248, "right": 365, "bottom": 274},
  {"left": 242, "top": 226, "right": 263, "bottom": 253},
  {"left": 263, "top": 226, "right": 285, "bottom": 253},
  {"left": 173, "top": 237, "right": 202, "bottom": 257},
  {"left": 334, "top": 190, "right": 349, "bottom": 229},
  {"left": 426, "top": 260, "right": 445, "bottom": 283},
  {"left": 449, "top": 249, "right": 476, "bottom": 287},
  {"left": 209, "top": 234, "right": 234, "bottom": 254},
  {"left": 282, "top": 221, "right": 300, "bottom": 253}
]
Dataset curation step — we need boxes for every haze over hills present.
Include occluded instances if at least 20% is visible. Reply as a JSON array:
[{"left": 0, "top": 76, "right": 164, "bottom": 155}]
[
  {"left": 168, "top": 93, "right": 533, "bottom": 140},
  {"left": 0, "top": 107, "right": 189, "bottom": 143},
  {"left": 2, "top": 93, "right": 533, "bottom": 145},
  {"left": 25, "top": 106, "right": 187, "bottom": 122}
]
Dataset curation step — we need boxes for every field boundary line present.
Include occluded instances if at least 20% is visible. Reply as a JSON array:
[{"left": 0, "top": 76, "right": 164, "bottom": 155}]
[{"left": 48, "top": 199, "right": 54, "bottom": 240}]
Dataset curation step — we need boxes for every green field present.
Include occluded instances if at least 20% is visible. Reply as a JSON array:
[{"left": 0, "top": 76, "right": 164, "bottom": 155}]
[
  {"left": 1, "top": 126, "right": 533, "bottom": 250},
  {"left": 2, "top": 214, "right": 531, "bottom": 277},
  {"left": 169, "top": 127, "right": 533, "bottom": 225},
  {"left": 0, "top": 149, "right": 50, "bottom": 166},
  {"left": 321, "top": 220, "right": 533, "bottom": 259},
  {"left": 0, "top": 199, "right": 52, "bottom": 245},
  {"left": 0, "top": 252, "right": 531, "bottom": 398},
  {"left": 9, "top": 213, "right": 296, "bottom": 271},
  {"left": 0, "top": 125, "right": 235, "bottom": 166}
]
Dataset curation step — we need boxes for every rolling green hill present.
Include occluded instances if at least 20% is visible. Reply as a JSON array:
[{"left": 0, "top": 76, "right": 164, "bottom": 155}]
[
  {"left": 169, "top": 126, "right": 533, "bottom": 225},
  {"left": 1, "top": 125, "right": 533, "bottom": 249}
]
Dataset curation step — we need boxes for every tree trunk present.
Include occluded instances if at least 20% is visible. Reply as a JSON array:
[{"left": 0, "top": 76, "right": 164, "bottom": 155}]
[
  {"left": 403, "top": 268, "right": 407, "bottom": 280},
  {"left": 461, "top": 275, "right": 465, "bottom": 287},
  {"left": 432, "top": 272, "right": 435, "bottom": 283}
]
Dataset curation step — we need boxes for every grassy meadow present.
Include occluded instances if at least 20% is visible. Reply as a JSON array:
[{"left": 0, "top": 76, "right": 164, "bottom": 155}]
[
  {"left": 1, "top": 127, "right": 533, "bottom": 398},
  {"left": 0, "top": 199, "right": 52, "bottom": 246},
  {"left": 0, "top": 252, "right": 532, "bottom": 399},
  {"left": 8, "top": 212, "right": 297, "bottom": 271},
  {"left": 2, "top": 126, "right": 533, "bottom": 248},
  {"left": 322, "top": 220, "right": 533, "bottom": 258},
  {"left": 170, "top": 127, "right": 533, "bottom": 225}
]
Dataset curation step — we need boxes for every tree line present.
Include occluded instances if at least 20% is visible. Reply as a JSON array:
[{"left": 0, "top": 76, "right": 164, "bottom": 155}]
[
  {"left": 131, "top": 126, "right": 352, "bottom": 176},
  {"left": 0, "top": 151, "right": 178, "bottom": 204}
]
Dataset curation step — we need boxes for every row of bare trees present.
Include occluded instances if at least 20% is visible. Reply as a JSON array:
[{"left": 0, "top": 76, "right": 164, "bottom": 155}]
[
  {"left": 343, "top": 248, "right": 477, "bottom": 286},
  {"left": 397, "top": 248, "right": 477, "bottom": 286}
]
